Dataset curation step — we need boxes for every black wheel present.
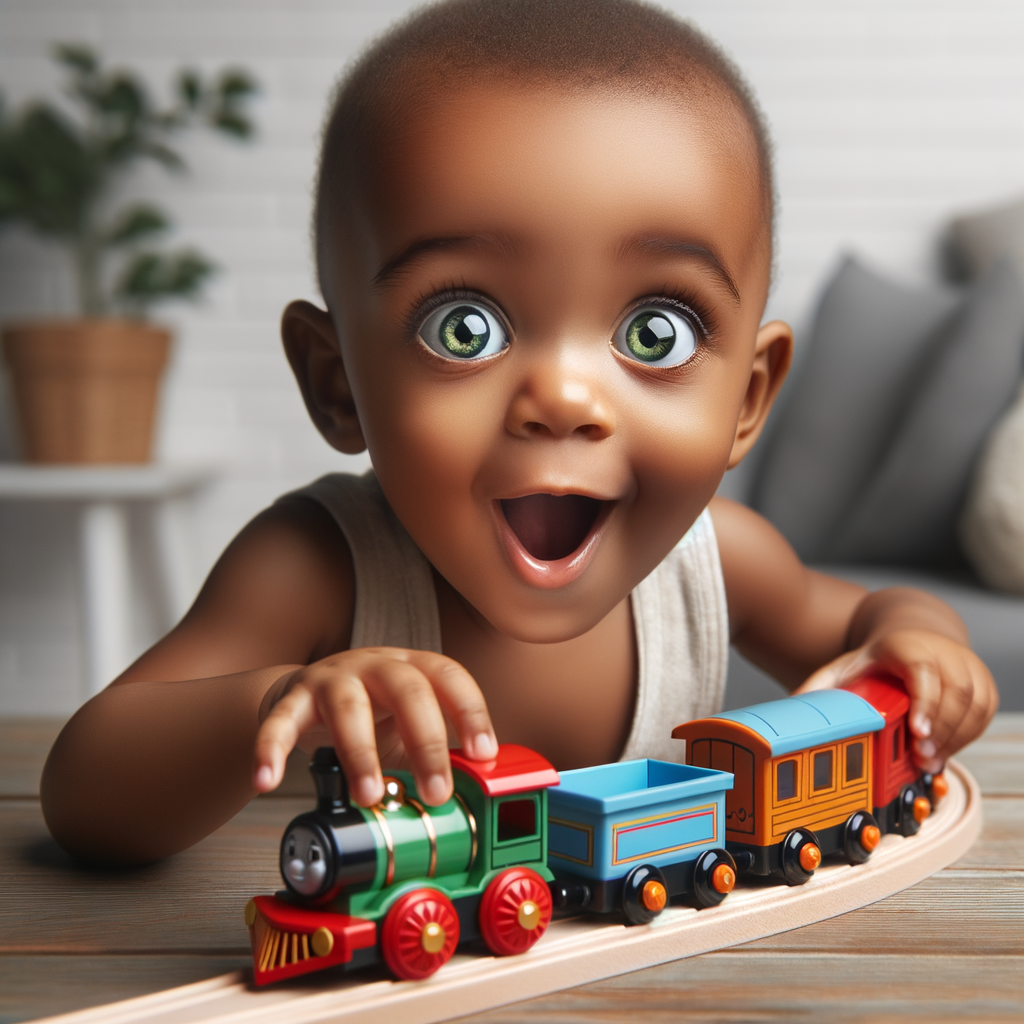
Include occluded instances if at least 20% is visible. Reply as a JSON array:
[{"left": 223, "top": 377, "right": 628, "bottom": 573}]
[
  {"left": 621, "top": 863, "right": 668, "bottom": 925},
  {"left": 843, "top": 810, "right": 880, "bottom": 865},
  {"left": 692, "top": 848, "right": 737, "bottom": 908},
  {"left": 780, "top": 828, "right": 821, "bottom": 886},
  {"left": 897, "top": 785, "right": 930, "bottom": 836},
  {"left": 548, "top": 879, "right": 591, "bottom": 912}
]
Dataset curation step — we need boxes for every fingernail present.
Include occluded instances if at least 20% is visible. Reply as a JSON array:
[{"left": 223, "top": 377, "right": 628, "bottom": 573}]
[
  {"left": 916, "top": 739, "right": 936, "bottom": 759},
  {"left": 471, "top": 733, "right": 498, "bottom": 759},
  {"left": 355, "top": 776, "right": 382, "bottom": 806},
  {"left": 255, "top": 765, "right": 274, "bottom": 790},
  {"left": 423, "top": 773, "right": 450, "bottom": 805},
  {"left": 912, "top": 713, "right": 932, "bottom": 737}
]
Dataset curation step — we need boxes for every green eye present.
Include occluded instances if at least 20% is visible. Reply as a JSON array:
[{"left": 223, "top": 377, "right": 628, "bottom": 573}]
[
  {"left": 419, "top": 302, "right": 508, "bottom": 360},
  {"left": 441, "top": 306, "right": 490, "bottom": 357},
  {"left": 615, "top": 308, "right": 697, "bottom": 367}
]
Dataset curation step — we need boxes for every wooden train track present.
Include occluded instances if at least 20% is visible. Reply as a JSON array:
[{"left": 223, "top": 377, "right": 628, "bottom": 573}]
[{"left": 33, "top": 758, "right": 981, "bottom": 1024}]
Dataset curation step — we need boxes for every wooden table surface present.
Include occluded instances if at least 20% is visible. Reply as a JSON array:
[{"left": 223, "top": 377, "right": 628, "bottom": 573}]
[{"left": 1, "top": 716, "right": 1021, "bottom": 1024}]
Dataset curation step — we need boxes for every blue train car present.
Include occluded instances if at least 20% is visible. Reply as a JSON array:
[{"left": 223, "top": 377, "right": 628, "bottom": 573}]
[{"left": 546, "top": 759, "right": 738, "bottom": 923}]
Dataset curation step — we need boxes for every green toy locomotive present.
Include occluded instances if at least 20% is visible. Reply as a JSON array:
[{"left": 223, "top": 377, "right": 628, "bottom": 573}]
[{"left": 246, "top": 744, "right": 560, "bottom": 984}]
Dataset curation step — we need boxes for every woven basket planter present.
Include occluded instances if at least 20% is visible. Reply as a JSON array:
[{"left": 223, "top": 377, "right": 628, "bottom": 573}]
[{"left": 2, "top": 319, "right": 170, "bottom": 463}]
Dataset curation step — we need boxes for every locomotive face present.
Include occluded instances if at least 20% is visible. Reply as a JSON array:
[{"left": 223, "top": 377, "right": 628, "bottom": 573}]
[{"left": 281, "top": 825, "right": 329, "bottom": 896}]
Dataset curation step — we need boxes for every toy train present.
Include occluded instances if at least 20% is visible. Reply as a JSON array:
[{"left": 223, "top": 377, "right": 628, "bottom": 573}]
[{"left": 245, "top": 672, "right": 946, "bottom": 985}]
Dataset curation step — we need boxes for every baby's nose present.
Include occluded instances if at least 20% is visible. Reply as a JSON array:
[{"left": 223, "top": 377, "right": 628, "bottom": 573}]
[{"left": 505, "top": 360, "right": 614, "bottom": 440}]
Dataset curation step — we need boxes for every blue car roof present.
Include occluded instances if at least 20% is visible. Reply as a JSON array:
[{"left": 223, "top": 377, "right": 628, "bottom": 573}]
[{"left": 710, "top": 690, "right": 885, "bottom": 757}]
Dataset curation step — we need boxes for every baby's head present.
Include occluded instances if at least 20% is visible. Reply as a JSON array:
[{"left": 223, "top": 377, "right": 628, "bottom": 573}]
[
  {"left": 285, "top": 0, "right": 792, "bottom": 642},
  {"left": 314, "top": 0, "right": 775, "bottom": 300}
]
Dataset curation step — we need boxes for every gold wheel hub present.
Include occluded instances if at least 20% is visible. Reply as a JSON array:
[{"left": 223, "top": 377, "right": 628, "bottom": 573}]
[
  {"left": 311, "top": 926, "right": 334, "bottom": 957},
  {"left": 421, "top": 920, "right": 447, "bottom": 954},
  {"left": 517, "top": 899, "right": 541, "bottom": 930}
]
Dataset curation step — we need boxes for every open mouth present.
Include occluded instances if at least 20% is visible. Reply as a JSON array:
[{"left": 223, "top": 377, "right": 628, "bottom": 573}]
[{"left": 499, "top": 494, "right": 604, "bottom": 563}]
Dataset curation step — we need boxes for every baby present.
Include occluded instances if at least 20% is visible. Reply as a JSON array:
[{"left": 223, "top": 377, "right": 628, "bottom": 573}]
[{"left": 42, "top": 0, "right": 997, "bottom": 864}]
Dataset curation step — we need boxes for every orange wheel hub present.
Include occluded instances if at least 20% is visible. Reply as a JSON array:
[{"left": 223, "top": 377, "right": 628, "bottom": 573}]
[
  {"left": 931, "top": 773, "right": 949, "bottom": 801},
  {"left": 860, "top": 824, "right": 881, "bottom": 852},
  {"left": 913, "top": 796, "right": 931, "bottom": 823},
  {"left": 799, "top": 843, "right": 821, "bottom": 872},
  {"left": 641, "top": 879, "right": 667, "bottom": 912},
  {"left": 711, "top": 863, "right": 736, "bottom": 894}
]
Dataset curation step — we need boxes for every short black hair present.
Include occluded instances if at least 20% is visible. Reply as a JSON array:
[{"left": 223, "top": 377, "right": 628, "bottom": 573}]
[{"left": 315, "top": 0, "right": 774, "bottom": 294}]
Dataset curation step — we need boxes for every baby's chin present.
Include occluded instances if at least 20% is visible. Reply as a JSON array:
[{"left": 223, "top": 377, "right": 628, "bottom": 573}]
[{"left": 438, "top": 548, "right": 637, "bottom": 647}]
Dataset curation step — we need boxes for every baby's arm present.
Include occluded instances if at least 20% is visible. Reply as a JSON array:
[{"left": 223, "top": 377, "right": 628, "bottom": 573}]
[
  {"left": 711, "top": 497, "right": 998, "bottom": 770},
  {"left": 41, "top": 497, "right": 494, "bottom": 864}
]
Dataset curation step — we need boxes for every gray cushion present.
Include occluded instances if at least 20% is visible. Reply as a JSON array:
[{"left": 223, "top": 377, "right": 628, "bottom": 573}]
[
  {"left": 832, "top": 258, "right": 1024, "bottom": 566},
  {"left": 752, "top": 256, "right": 959, "bottom": 561},
  {"left": 945, "top": 193, "right": 1024, "bottom": 282}
]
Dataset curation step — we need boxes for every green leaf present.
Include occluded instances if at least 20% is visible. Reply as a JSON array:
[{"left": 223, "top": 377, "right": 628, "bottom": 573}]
[
  {"left": 54, "top": 44, "right": 98, "bottom": 76},
  {"left": 217, "top": 70, "right": 257, "bottom": 99},
  {"left": 212, "top": 110, "right": 252, "bottom": 139},
  {"left": 116, "top": 248, "right": 216, "bottom": 308},
  {"left": 103, "top": 204, "right": 168, "bottom": 246},
  {"left": 177, "top": 70, "right": 203, "bottom": 110},
  {"left": 0, "top": 104, "right": 98, "bottom": 235},
  {"left": 140, "top": 141, "right": 185, "bottom": 170},
  {"left": 98, "top": 75, "right": 147, "bottom": 122}
]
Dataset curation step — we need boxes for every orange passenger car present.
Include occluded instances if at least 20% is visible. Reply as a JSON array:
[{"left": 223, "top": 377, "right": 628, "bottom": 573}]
[{"left": 673, "top": 690, "right": 886, "bottom": 884}]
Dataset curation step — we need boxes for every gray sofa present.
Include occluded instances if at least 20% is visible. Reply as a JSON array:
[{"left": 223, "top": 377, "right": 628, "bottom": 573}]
[{"left": 722, "top": 254, "right": 1024, "bottom": 712}]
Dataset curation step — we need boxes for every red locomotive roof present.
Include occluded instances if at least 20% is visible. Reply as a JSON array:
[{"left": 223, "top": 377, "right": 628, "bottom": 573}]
[
  {"left": 449, "top": 744, "right": 560, "bottom": 796},
  {"left": 841, "top": 673, "right": 910, "bottom": 723}
]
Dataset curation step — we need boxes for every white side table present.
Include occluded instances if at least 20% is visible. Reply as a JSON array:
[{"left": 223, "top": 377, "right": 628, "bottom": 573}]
[{"left": 0, "top": 464, "right": 219, "bottom": 698}]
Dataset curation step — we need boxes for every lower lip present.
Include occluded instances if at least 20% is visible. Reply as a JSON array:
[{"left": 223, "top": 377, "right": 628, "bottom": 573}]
[{"left": 493, "top": 500, "right": 611, "bottom": 590}]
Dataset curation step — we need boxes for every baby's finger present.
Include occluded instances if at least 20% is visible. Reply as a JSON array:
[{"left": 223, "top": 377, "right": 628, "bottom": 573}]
[
  {"left": 857, "top": 634, "right": 942, "bottom": 742},
  {"left": 253, "top": 682, "right": 317, "bottom": 791},
  {"left": 796, "top": 649, "right": 869, "bottom": 694},
  {"left": 361, "top": 657, "right": 454, "bottom": 806},
  {"left": 309, "top": 665, "right": 384, "bottom": 807},
  {"left": 934, "top": 659, "right": 997, "bottom": 762},
  {"left": 916, "top": 657, "right": 973, "bottom": 766},
  {"left": 407, "top": 651, "right": 497, "bottom": 761}
]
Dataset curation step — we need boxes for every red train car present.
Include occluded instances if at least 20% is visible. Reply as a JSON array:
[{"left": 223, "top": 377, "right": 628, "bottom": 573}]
[{"left": 841, "top": 673, "right": 948, "bottom": 837}]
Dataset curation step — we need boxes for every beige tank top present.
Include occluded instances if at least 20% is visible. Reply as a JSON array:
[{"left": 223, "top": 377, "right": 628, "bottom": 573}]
[{"left": 285, "top": 472, "right": 729, "bottom": 763}]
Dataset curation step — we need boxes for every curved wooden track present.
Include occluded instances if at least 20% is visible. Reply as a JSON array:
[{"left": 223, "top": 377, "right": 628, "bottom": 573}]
[{"left": 35, "top": 759, "right": 982, "bottom": 1024}]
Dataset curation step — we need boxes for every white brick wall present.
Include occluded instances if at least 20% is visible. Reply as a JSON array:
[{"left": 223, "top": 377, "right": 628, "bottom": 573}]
[{"left": 2, "top": 0, "right": 1023, "bottom": 713}]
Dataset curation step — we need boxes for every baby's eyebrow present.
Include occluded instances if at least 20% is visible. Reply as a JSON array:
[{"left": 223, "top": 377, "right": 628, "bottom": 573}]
[
  {"left": 617, "top": 237, "right": 741, "bottom": 305},
  {"left": 372, "top": 233, "right": 522, "bottom": 288}
]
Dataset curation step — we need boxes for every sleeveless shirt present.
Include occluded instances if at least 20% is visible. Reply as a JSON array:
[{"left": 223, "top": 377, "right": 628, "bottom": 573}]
[{"left": 284, "top": 472, "right": 729, "bottom": 763}]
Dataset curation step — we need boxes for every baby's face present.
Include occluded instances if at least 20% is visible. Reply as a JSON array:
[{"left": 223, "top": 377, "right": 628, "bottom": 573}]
[{"left": 326, "top": 83, "right": 772, "bottom": 643}]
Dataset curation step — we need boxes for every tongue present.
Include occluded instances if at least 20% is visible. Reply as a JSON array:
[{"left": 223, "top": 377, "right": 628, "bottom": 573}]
[{"left": 500, "top": 494, "right": 602, "bottom": 562}]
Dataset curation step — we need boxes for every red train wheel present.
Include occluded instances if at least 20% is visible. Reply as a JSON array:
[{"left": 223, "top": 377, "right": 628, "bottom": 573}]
[
  {"left": 479, "top": 867, "right": 552, "bottom": 956},
  {"left": 381, "top": 888, "right": 460, "bottom": 980}
]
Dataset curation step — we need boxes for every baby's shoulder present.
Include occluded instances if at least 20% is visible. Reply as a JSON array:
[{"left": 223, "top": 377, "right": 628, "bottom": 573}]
[{"left": 191, "top": 490, "right": 355, "bottom": 658}]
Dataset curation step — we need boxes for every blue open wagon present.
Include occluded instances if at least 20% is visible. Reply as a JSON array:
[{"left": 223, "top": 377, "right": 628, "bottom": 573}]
[{"left": 547, "top": 759, "right": 738, "bottom": 923}]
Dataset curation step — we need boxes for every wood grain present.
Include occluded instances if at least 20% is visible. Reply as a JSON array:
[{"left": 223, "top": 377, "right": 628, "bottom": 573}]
[
  {"left": 0, "top": 715, "right": 1020, "bottom": 1024},
  {"left": 0, "top": 718, "right": 64, "bottom": 798},
  {"left": 453, "top": 952, "right": 1024, "bottom": 1023},
  {"left": 953, "top": 714, "right": 1024, "bottom": 796},
  {"left": 0, "top": 958, "right": 249, "bottom": 1024},
  {"left": 0, "top": 799, "right": 305, "bottom": 953}
]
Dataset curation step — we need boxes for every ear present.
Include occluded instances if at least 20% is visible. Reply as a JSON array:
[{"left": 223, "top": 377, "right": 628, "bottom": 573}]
[
  {"left": 727, "top": 319, "right": 793, "bottom": 469},
  {"left": 281, "top": 300, "right": 366, "bottom": 455}
]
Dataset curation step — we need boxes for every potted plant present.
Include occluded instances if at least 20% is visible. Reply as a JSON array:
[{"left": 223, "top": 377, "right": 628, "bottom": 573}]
[{"left": 0, "top": 45, "right": 255, "bottom": 463}]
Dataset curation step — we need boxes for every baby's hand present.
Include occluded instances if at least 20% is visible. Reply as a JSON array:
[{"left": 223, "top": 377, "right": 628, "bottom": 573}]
[
  {"left": 796, "top": 629, "right": 998, "bottom": 772},
  {"left": 252, "top": 647, "right": 497, "bottom": 806}
]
